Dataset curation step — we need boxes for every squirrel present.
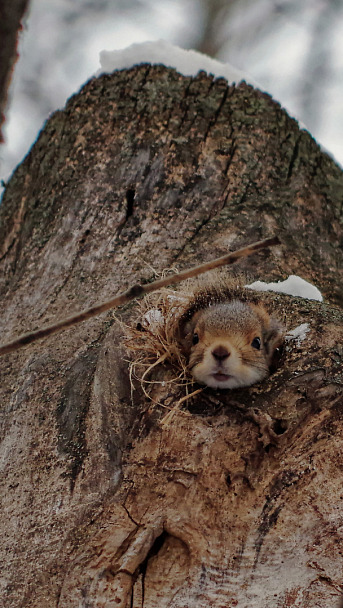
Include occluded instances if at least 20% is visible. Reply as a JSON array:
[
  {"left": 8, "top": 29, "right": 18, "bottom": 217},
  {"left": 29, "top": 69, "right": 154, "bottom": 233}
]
[
  {"left": 131, "top": 275, "right": 284, "bottom": 391},
  {"left": 180, "top": 299, "right": 283, "bottom": 389}
]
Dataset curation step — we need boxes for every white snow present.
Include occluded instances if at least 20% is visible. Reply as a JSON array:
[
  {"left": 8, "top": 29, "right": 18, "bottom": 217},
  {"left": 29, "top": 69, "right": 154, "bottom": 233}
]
[
  {"left": 141, "top": 308, "right": 164, "bottom": 331},
  {"left": 285, "top": 323, "right": 310, "bottom": 345},
  {"left": 99, "top": 39, "right": 257, "bottom": 86},
  {"left": 166, "top": 293, "right": 187, "bottom": 303},
  {"left": 247, "top": 275, "right": 323, "bottom": 302}
]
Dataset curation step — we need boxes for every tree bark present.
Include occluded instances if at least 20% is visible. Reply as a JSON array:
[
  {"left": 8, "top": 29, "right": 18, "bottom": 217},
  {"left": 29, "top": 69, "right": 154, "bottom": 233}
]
[
  {"left": 0, "top": 65, "right": 342, "bottom": 608},
  {"left": 0, "top": 0, "right": 29, "bottom": 141}
]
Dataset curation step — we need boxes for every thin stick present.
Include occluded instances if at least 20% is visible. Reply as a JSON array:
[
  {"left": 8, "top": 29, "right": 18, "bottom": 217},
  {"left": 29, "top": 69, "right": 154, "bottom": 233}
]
[{"left": 0, "top": 236, "right": 280, "bottom": 356}]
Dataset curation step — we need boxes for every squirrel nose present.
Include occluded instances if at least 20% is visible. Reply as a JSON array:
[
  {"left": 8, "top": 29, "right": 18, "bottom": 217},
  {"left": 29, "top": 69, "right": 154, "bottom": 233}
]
[{"left": 212, "top": 345, "right": 230, "bottom": 361}]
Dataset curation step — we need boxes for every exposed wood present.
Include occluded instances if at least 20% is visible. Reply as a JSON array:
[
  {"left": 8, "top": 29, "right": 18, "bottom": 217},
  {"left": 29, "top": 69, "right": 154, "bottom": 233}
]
[{"left": 0, "top": 65, "right": 342, "bottom": 608}]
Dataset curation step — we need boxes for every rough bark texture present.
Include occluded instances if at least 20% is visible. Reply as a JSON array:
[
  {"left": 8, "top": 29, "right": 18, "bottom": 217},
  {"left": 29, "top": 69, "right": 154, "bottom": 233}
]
[
  {"left": 0, "top": 65, "right": 342, "bottom": 608},
  {"left": 0, "top": 0, "right": 29, "bottom": 141}
]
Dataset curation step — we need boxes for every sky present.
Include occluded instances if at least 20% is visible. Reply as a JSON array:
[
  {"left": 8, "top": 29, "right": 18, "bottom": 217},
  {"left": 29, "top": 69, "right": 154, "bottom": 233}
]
[{"left": 1, "top": 0, "right": 343, "bottom": 193}]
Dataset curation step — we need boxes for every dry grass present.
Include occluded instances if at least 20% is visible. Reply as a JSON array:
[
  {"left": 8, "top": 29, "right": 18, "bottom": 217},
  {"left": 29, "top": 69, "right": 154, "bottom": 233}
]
[{"left": 123, "top": 288, "right": 195, "bottom": 407}]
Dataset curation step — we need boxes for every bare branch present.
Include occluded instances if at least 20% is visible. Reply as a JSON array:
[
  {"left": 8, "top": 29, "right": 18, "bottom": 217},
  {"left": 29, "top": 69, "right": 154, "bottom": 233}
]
[{"left": 0, "top": 236, "right": 279, "bottom": 356}]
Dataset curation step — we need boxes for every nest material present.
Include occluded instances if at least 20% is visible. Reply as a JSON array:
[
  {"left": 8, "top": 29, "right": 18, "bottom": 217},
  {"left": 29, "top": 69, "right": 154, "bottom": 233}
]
[
  {"left": 124, "top": 288, "right": 192, "bottom": 400},
  {"left": 123, "top": 273, "right": 258, "bottom": 406}
]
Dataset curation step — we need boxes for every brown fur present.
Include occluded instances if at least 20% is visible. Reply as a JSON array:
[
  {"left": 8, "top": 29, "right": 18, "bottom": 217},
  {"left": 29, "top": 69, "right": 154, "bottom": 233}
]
[{"left": 125, "top": 274, "right": 284, "bottom": 394}]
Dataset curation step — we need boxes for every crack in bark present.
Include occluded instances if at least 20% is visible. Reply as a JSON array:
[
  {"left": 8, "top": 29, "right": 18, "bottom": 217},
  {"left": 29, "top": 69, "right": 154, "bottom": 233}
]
[
  {"left": 224, "top": 136, "right": 236, "bottom": 175},
  {"left": 141, "top": 563, "right": 146, "bottom": 608},
  {"left": 125, "top": 189, "right": 135, "bottom": 220},
  {"left": 165, "top": 77, "right": 194, "bottom": 133},
  {"left": 253, "top": 469, "right": 300, "bottom": 567},
  {"left": 203, "top": 85, "right": 230, "bottom": 143},
  {"left": 172, "top": 213, "right": 214, "bottom": 263},
  {"left": 116, "top": 188, "right": 137, "bottom": 239},
  {"left": 177, "top": 77, "right": 215, "bottom": 133},
  {"left": 123, "top": 502, "right": 141, "bottom": 528},
  {"left": 137, "top": 530, "right": 168, "bottom": 608},
  {"left": 222, "top": 180, "right": 249, "bottom": 211},
  {"left": 286, "top": 136, "right": 301, "bottom": 180}
]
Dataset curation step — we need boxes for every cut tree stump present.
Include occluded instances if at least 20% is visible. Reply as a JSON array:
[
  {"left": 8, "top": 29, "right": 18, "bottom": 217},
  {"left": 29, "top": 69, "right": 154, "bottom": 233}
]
[{"left": 0, "top": 65, "right": 342, "bottom": 608}]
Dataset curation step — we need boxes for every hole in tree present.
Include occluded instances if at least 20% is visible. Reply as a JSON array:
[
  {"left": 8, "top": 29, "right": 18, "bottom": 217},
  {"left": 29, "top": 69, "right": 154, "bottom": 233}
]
[
  {"left": 80, "top": 229, "right": 90, "bottom": 244},
  {"left": 139, "top": 530, "right": 168, "bottom": 577},
  {"left": 126, "top": 189, "right": 135, "bottom": 220},
  {"left": 269, "top": 343, "right": 285, "bottom": 374},
  {"left": 226, "top": 473, "right": 231, "bottom": 487},
  {"left": 273, "top": 419, "right": 288, "bottom": 435}
]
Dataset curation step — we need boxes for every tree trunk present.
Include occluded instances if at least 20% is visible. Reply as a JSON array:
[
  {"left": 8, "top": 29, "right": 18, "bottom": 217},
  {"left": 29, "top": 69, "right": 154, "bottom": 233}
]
[
  {"left": 0, "top": 0, "right": 29, "bottom": 140},
  {"left": 0, "top": 65, "right": 342, "bottom": 608}
]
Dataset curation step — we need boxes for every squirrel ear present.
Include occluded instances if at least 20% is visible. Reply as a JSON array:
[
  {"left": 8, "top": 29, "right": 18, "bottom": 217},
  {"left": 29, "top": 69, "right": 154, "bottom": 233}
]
[
  {"left": 178, "top": 310, "right": 202, "bottom": 352},
  {"left": 263, "top": 318, "right": 285, "bottom": 365},
  {"left": 181, "top": 320, "right": 194, "bottom": 339}
]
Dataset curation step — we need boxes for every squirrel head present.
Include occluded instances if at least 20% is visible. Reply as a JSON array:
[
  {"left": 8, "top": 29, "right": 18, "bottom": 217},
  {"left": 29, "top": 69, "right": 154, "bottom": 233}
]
[{"left": 180, "top": 300, "right": 284, "bottom": 389}]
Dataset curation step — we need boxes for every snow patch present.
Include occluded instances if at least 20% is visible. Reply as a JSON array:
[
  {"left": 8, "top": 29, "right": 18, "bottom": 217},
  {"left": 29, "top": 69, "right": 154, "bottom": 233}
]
[
  {"left": 141, "top": 308, "right": 164, "bottom": 331},
  {"left": 285, "top": 323, "right": 310, "bottom": 345},
  {"left": 247, "top": 275, "right": 323, "bottom": 301},
  {"left": 166, "top": 293, "right": 188, "bottom": 304},
  {"left": 99, "top": 39, "right": 257, "bottom": 86}
]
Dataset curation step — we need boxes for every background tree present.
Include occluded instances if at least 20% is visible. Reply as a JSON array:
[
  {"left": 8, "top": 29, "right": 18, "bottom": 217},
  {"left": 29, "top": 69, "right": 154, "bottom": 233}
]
[
  {"left": 0, "top": 0, "right": 29, "bottom": 140},
  {"left": 0, "top": 65, "right": 342, "bottom": 607}
]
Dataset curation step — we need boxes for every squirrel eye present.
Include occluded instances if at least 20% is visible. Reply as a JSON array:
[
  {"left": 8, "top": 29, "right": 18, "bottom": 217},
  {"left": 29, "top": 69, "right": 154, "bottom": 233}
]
[
  {"left": 251, "top": 337, "right": 261, "bottom": 350},
  {"left": 192, "top": 333, "right": 199, "bottom": 345}
]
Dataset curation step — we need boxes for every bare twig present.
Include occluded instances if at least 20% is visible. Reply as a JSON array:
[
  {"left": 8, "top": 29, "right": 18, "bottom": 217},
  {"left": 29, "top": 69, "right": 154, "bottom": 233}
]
[
  {"left": 160, "top": 388, "right": 204, "bottom": 426},
  {"left": 0, "top": 236, "right": 280, "bottom": 356}
]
